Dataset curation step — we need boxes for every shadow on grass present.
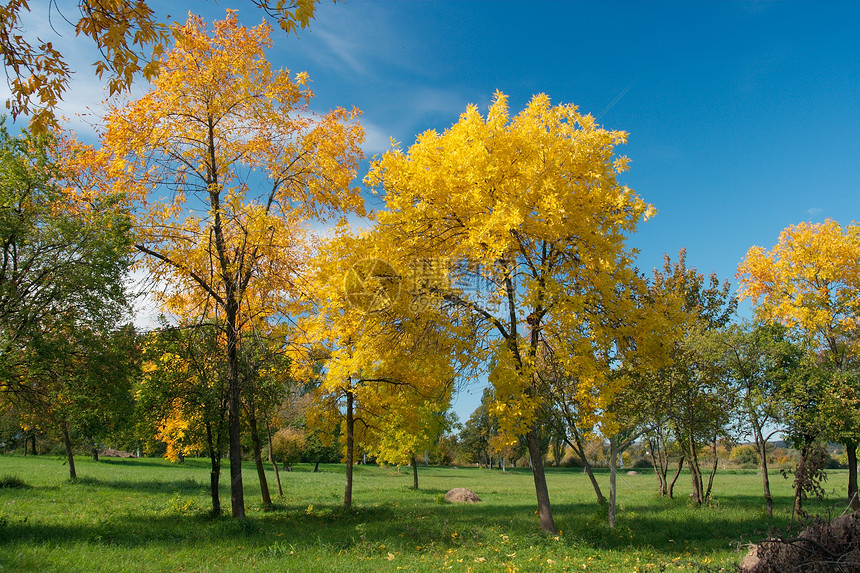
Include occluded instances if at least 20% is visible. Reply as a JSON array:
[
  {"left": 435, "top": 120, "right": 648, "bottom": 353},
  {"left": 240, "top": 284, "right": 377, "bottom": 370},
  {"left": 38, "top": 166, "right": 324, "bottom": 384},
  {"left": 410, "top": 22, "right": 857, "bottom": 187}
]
[
  {"left": 60, "top": 475, "right": 208, "bottom": 495},
  {"left": 0, "top": 492, "right": 799, "bottom": 559}
]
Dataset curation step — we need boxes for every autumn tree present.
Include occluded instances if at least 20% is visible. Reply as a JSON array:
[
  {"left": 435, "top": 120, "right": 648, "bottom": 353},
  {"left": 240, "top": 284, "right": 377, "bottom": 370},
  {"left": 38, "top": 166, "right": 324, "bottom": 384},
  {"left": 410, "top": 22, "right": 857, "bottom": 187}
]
[
  {"left": 0, "top": 1, "right": 336, "bottom": 130},
  {"left": 82, "top": 13, "right": 364, "bottom": 517},
  {"left": 299, "top": 230, "right": 472, "bottom": 507},
  {"left": 738, "top": 219, "right": 860, "bottom": 510},
  {"left": 365, "top": 92, "right": 654, "bottom": 533}
]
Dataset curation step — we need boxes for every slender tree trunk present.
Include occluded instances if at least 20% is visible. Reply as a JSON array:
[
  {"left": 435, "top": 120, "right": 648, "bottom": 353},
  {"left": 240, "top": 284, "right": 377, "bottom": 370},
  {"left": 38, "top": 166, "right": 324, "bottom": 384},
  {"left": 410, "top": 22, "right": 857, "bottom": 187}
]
[
  {"left": 753, "top": 427, "right": 773, "bottom": 517},
  {"left": 608, "top": 437, "right": 618, "bottom": 528},
  {"left": 568, "top": 430, "right": 605, "bottom": 505},
  {"left": 526, "top": 424, "right": 557, "bottom": 533},
  {"left": 345, "top": 389, "right": 354, "bottom": 508},
  {"left": 705, "top": 436, "right": 718, "bottom": 502},
  {"left": 31, "top": 431, "right": 36, "bottom": 455},
  {"left": 411, "top": 454, "right": 419, "bottom": 489},
  {"left": 206, "top": 121, "right": 245, "bottom": 519},
  {"left": 669, "top": 456, "right": 684, "bottom": 499},
  {"left": 313, "top": 461, "right": 320, "bottom": 473},
  {"left": 793, "top": 444, "right": 808, "bottom": 520},
  {"left": 266, "top": 421, "right": 283, "bottom": 498},
  {"left": 205, "top": 421, "right": 221, "bottom": 516},
  {"left": 61, "top": 420, "right": 76, "bottom": 480},
  {"left": 91, "top": 443, "right": 99, "bottom": 462},
  {"left": 648, "top": 437, "right": 667, "bottom": 496},
  {"left": 225, "top": 309, "right": 245, "bottom": 517},
  {"left": 688, "top": 433, "right": 703, "bottom": 505},
  {"left": 847, "top": 442, "right": 859, "bottom": 511},
  {"left": 247, "top": 404, "right": 272, "bottom": 508}
]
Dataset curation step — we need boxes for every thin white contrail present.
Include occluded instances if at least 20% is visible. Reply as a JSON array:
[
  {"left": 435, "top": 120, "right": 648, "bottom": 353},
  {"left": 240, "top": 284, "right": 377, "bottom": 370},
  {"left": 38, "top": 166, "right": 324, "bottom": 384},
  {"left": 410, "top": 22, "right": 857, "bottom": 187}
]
[{"left": 597, "top": 81, "right": 636, "bottom": 120}]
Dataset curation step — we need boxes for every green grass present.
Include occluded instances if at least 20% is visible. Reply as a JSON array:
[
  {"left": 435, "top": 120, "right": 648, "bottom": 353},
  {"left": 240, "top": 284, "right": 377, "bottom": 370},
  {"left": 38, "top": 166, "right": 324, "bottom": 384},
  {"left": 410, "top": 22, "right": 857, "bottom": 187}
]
[{"left": 0, "top": 455, "right": 851, "bottom": 572}]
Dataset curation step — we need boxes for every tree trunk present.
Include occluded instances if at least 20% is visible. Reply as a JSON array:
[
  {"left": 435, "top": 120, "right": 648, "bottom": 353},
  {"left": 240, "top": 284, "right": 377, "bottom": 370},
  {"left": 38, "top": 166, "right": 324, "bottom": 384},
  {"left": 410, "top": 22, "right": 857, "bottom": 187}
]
[
  {"left": 226, "top": 329, "right": 245, "bottom": 517},
  {"left": 91, "top": 443, "right": 99, "bottom": 462},
  {"left": 793, "top": 444, "right": 808, "bottom": 520},
  {"left": 608, "top": 437, "right": 618, "bottom": 528},
  {"left": 411, "top": 454, "right": 419, "bottom": 490},
  {"left": 754, "top": 427, "right": 773, "bottom": 517},
  {"left": 648, "top": 436, "right": 667, "bottom": 496},
  {"left": 345, "top": 388, "right": 354, "bottom": 508},
  {"left": 31, "top": 431, "right": 36, "bottom": 455},
  {"left": 266, "top": 420, "right": 283, "bottom": 498},
  {"left": 687, "top": 433, "right": 703, "bottom": 505},
  {"left": 568, "top": 430, "right": 605, "bottom": 505},
  {"left": 314, "top": 461, "right": 320, "bottom": 473},
  {"left": 669, "top": 456, "right": 684, "bottom": 499},
  {"left": 705, "top": 436, "right": 718, "bottom": 502},
  {"left": 205, "top": 421, "right": 222, "bottom": 516},
  {"left": 246, "top": 404, "right": 272, "bottom": 509},
  {"left": 61, "top": 420, "right": 76, "bottom": 480},
  {"left": 207, "top": 138, "right": 245, "bottom": 519},
  {"left": 526, "top": 424, "right": 557, "bottom": 533},
  {"left": 847, "top": 442, "right": 859, "bottom": 511}
]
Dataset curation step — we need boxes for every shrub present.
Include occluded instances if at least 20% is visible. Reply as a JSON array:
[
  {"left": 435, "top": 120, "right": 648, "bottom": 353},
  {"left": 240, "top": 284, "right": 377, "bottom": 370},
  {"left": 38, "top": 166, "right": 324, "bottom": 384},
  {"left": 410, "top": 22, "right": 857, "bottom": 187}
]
[{"left": 270, "top": 427, "right": 307, "bottom": 468}]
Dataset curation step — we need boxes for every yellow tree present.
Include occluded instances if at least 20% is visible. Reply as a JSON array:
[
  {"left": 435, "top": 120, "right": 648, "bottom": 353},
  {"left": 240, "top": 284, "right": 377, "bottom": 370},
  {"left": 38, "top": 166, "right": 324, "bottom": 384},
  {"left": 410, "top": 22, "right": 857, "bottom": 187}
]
[
  {"left": 738, "top": 219, "right": 860, "bottom": 510},
  {"left": 298, "top": 230, "right": 473, "bottom": 507},
  {"left": 80, "top": 12, "right": 364, "bottom": 517},
  {"left": 365, "top": 92, "right": 653, "bottom": 533},
  {"left": 0, "top": 1, "right": 337, "bottom": 130}
]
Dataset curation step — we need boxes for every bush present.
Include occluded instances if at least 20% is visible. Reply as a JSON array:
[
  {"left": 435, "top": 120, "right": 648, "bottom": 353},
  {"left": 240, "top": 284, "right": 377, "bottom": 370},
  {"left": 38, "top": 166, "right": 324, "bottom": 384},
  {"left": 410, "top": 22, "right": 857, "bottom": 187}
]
[
  {"left": 270, "top": 427, "right": 307, "bottom": 468},
  {"left": 729, "top": 444, "right": 760, "bottom": 468}
]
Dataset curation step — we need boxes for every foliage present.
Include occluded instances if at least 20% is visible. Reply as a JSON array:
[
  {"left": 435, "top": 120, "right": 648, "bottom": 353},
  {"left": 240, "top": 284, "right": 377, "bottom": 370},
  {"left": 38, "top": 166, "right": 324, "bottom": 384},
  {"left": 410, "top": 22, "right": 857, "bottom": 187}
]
[
  {"left": 365, "top": 91, "right": 655, "bottom": 532},
  {"left": 0, "top": 1, "right": 337, "bottom": 130},
  {"left": 76, "top": 11, "right": 364, "bottom": 516},
  {"left": 137, "top": 323, "right": 228, "bottom": 463},
  {"left": 299, "top": 230, "right": 471, "bottom": 477},
  {"left": 739, "top": 219, "right": 860, "bottom": 510},
  {"left": 0, "top": 121, "right": 136, "bottom": 474},
  {"left": 270, "top": 427, "right": 308, "bottom": 467},
  {"left": 738, "top": 219, "right": 860, "bottom": 363},
  {"left": 630, "top": 250, "right": 737, "bottom": 505}
]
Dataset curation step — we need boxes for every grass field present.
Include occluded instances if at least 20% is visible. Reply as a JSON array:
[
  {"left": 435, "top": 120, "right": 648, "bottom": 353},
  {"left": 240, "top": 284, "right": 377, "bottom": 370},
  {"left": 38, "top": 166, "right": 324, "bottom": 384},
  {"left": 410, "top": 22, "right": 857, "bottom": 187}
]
[{"left": 0, "top": 455, "right": 851, "bottom": 572}]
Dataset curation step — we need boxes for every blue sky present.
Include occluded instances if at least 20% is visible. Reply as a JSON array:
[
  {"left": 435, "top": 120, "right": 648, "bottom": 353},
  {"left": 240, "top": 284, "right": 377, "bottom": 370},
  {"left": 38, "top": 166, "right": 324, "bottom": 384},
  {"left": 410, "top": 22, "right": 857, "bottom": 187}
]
[
  {"left": 253, "top": 0, "right": 860, "bottom": 420},
  {"left": 261, "top": 0, "right": 860, "bottom": 282},
  {"left": 13, "top": 1, "right": 860, "bottom": 422}
]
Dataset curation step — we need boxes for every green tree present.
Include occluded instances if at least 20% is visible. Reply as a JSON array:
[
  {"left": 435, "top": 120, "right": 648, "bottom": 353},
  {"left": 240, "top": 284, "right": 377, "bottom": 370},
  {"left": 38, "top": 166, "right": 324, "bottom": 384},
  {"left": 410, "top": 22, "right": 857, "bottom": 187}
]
[
  {"left": 138, "top": 323, "right": 229, "bottom": 514},
  {"left": 716, "top": 320, "right": 803, "bottom": 516},
  {"left": 641, "top": 250, "right": 737, "bottom": 506},
  {"left": 0, "top": 123, "right": 135, "bottom": 478}
]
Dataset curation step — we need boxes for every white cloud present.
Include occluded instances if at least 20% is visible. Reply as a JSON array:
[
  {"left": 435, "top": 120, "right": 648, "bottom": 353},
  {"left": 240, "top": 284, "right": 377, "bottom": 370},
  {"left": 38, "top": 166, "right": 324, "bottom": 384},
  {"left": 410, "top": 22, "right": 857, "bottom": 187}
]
[{"left": 126, "top": 267, "right": 165, "bottom": 332}]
